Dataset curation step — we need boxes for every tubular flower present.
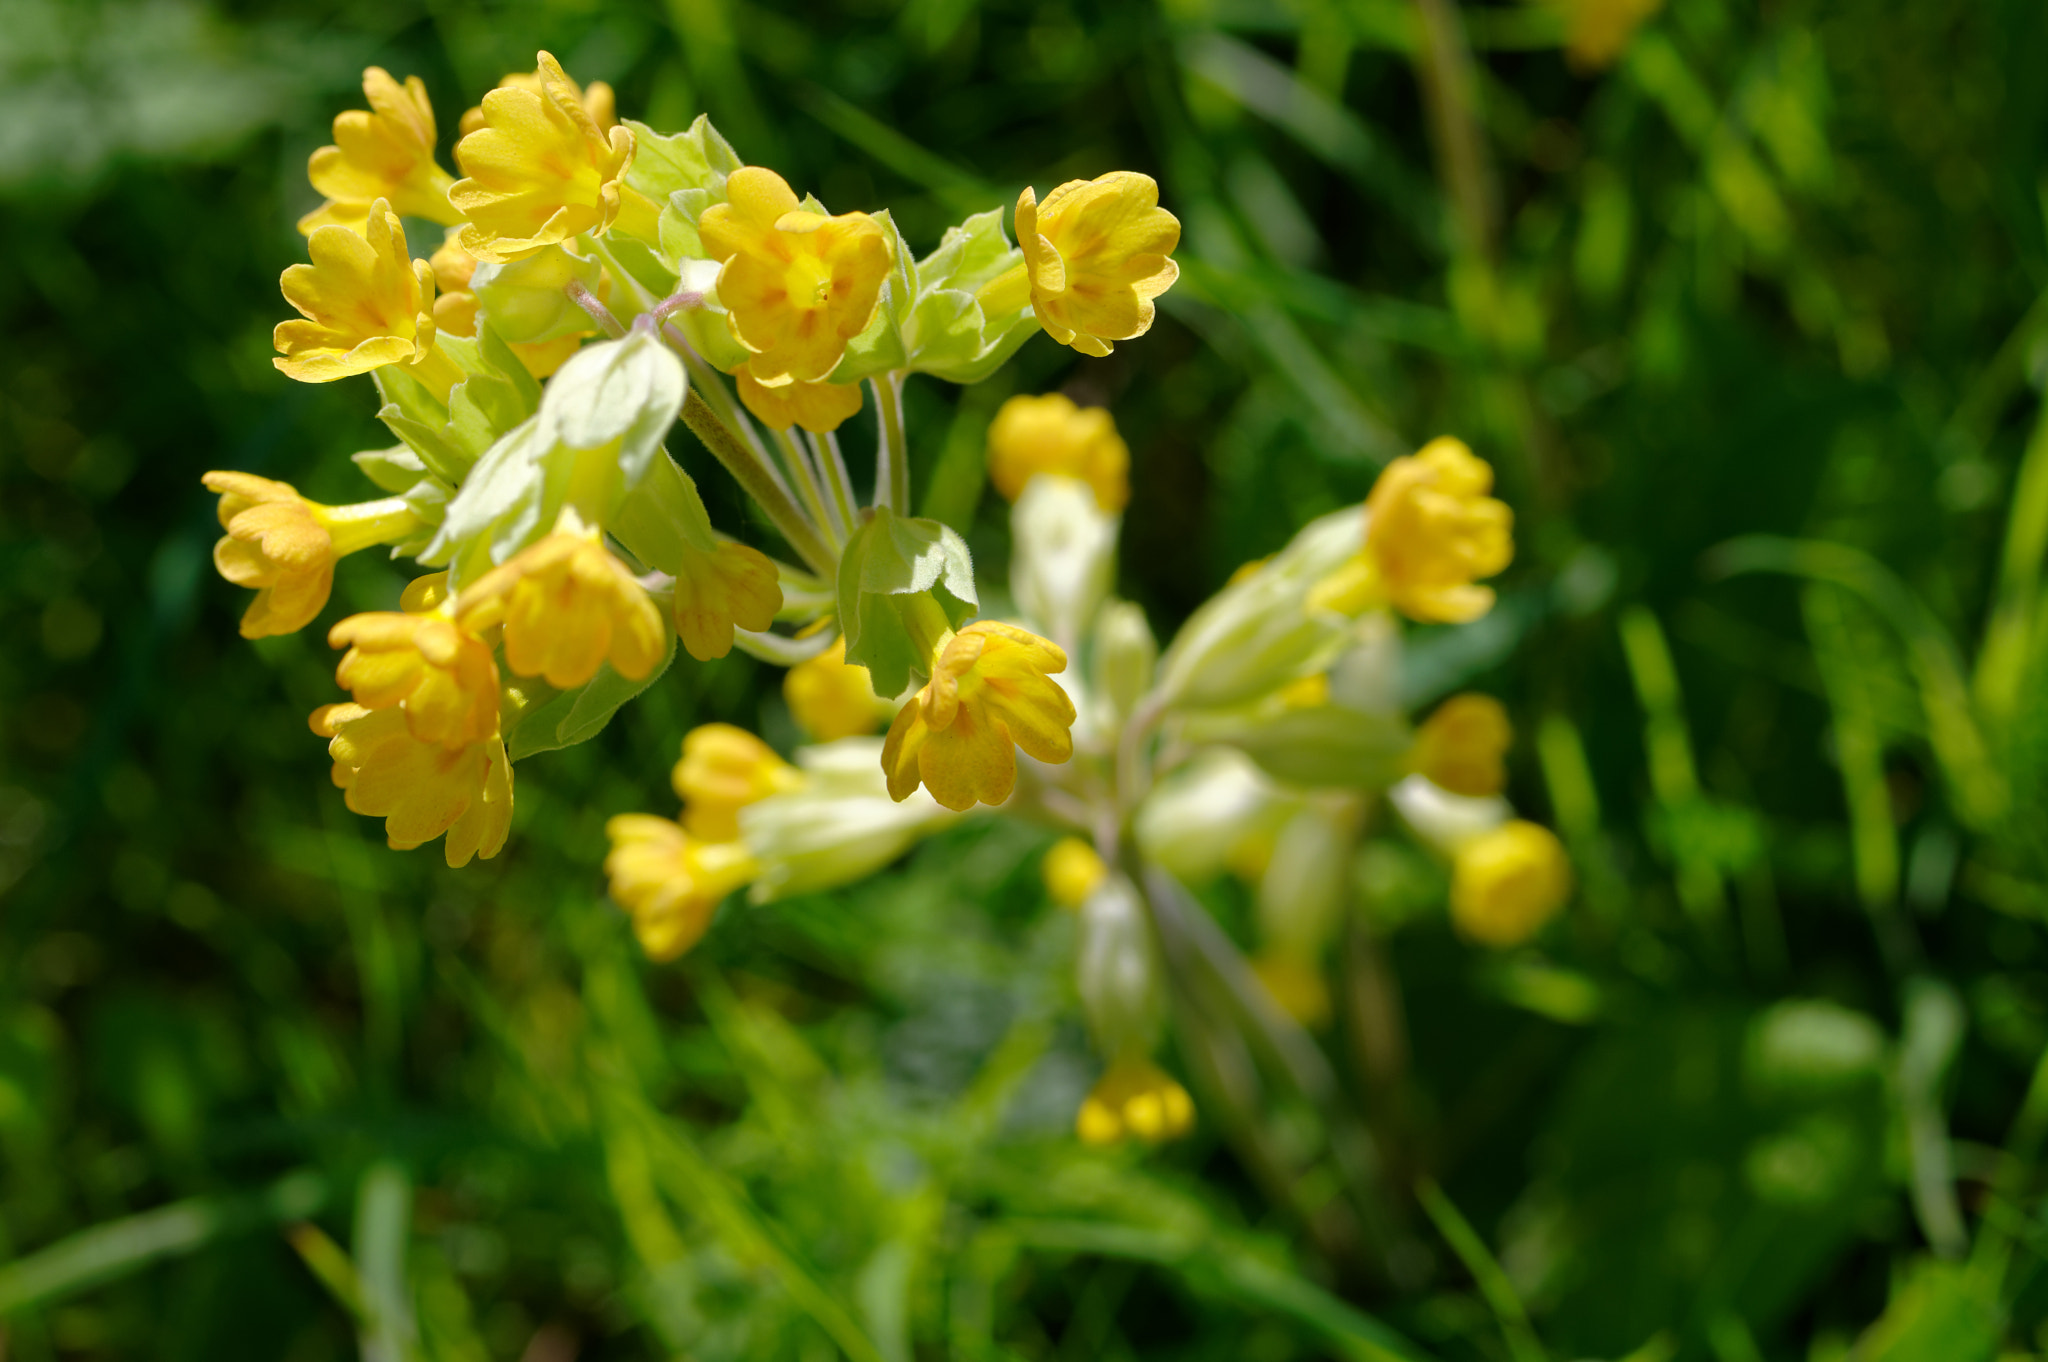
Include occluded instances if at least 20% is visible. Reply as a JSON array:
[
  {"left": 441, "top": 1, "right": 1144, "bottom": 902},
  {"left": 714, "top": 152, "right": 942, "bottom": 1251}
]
[
  {"left": 299, "top": 67, "right": 460, "bottom": 234},
  {"left": 450, "top": 52, "right": 656, "bottom": 264},
  {"left": 672, "top": 724, "right": 806, "bottom": 842},
  {"left": 698, "top": 167, "right": 893, "bottom": 385},
  {"left": 986, "top": 393, "right": 1129, "bottom": 512},
  {"left": 1451, "top": 820, "right": 1572, "bottom": 947},
  {"left": 735, "top": 365, "right": 865, "bottom": 433},
  {"left": 1310, "top": 437, "right": 1513, "bottom": 624},
  {"left": 313, "top": 704, "right": 513, "bottom": 867},
  {"left": 427, "top": 229, "right": 585, "bottom": 377},
  {"left": 1076, "top": 1056, "right": 1195, "bottom": 1146},
  {"left": 603, "top": 815, "right": 759, "bottom": 961},
  {"left": 670, "top": 540, "right": 783, "bottom": 662},
  {"left": 883, "top": 622, "right": 1076, "bottom": 812},
  {"left": 1412, "top": 693, "right": 1512, "bottom": 797},
  {"left": 460, "top": 66, "right": 615, "bottom": 139},
  {"left": 455, "top": 531, "right": 667, "bottom": 690},
  {"left": 328, "top": 611, "right": 501, "bottom": 749},
  {"left": 202, "top": 472, "right": 422, "bottom": 638},
  {"left": 784, "top": 637, "right": 885, "bottom": 742},
  {"left": 1043, "top": 836, "right": 1108, "bottom": 910},
  {"left": 1555, "top": 0, "right": 1663, "bottom": 71},
  {"left": 980, "top": 172, "right": 1180, "bottom": 358},
  {"left": 276, "top": 200, "right": 461, "bottom": 396},
  {"left": 1251, "top": 951, "right": 1333, "bottom": 1029}
]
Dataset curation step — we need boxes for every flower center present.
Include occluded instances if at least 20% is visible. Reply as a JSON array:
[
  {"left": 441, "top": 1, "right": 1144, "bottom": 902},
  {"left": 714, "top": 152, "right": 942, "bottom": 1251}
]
[{"left": 783, "top": 254, "right": 834, "bottom": 311}]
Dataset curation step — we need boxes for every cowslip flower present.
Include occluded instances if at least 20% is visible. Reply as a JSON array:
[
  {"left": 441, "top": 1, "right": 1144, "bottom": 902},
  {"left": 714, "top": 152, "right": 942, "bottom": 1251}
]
[
  {"left": 459, "top": 65, "right": 615, "bottom": 139},
  {"left": 1451, "top": 820, "right": 1572, "bottom": 946},
  {"left": 1251, "top": 951, "right": 1332, "bottom": 1029},
  {"left": 312, "top": 704, "right": 513, "bottom": 867},
  {"left": 979, "top": 172, "right": 1180, "bottom": 358},
  {"left": 882, "top": 622, "right": 1076, "bottom": 812},
  {"left": 1554, "top": 0, "right": 1662, "bottom": 70},
  {"left": 603, "top": 815, "right": 758, "bottom": 960},
  {"left": 1043, "top": 836, "right": 1107, "bottom": 910},
  {"left": 1075, "top": 1055, "right": 1195, "bottom": 1146},
  {"left": 672, "top": 724, "right": 805, "bottom": 842},
  {"left": 328, "top": 611, "right": 500, "bottom": 749},
  {"left": 986, "top": 393, "right": 1129, "bottom": 512},
  {"left": 299, "top": 67, "right": 461, "bottom": 235},
  {"left": 699, "top": 167, "right": 892, "bottom": 385},
  {"left": 427, "top": 229, "right": 585, "bottom": 378},
  {"left": 276, "top": 200, "right": 462, "bottom": 398},
  {"left": 670, "top": 540, "right": 782, "bottom": 662},
  {"left": 450, "top": 52, "right": 657, "bottom": 264},
  {"left": 202, "top": 472, "right": 423, "bottom": 638},
  {"left": 735, "top": 366, "right": 865, "bottom": 433},
  {"left": 1310, "top": 437, "right": 1512, "bottom": 624},
  {"left": 1411, "top": 693, "right": 1512, "bottom": 797},
  {"left": 455, "top": 530, "right": 667, "bottom": 690},
  {"left": 783, "top": 637, "right": 885, "bottom": 742}
]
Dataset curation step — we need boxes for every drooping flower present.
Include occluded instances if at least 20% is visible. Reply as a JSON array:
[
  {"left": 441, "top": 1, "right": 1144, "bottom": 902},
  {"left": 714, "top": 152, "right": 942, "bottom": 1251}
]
[
  {"left": 1251, "top": 950, "right": 1332, "bottom": 1029},
  {"left": 459, "top": 64, "right": 616, "bottom": 139},
  {"left": 1043, "top": 836, "right": 1107, "bottom": 910},
  {"left": 986, "top": 392, "right": 1129, "bottom": 512},
  {"left": 603, "top": 814, "right": 758, "bottom": 960},
  {"left": 1553, "top": 0, "right": 1663, "bottom": 71},
  {"left": 1075, "top": 1055, "right": 1195, "bottom": 1146},
  {"left": 202, "top": 472, "right": 423, "bottom": 638},
  {"left": 698, "top": 167, "right": 892, "bottom": 385},
  {"left": 312, "top": 703, "right": 513, "bottom": 867},
  {"left": 454, "top": 531, "right": 667, "bottom": 690},
  {"left": 450, "top": 52, "right": 656, "bottom": 264},
  {"left": 276, "top": 200, "right": 462, "bottom": 397},
  {"left": 671, "top": 724, "right": 805, "bottom": 842},
  {"left": 734, "top": 365, "right": 865, "bottom": 433},
  {"left": 328, "top": 611, "right": 501, "bottom": 749},
  {"left": 299, "top": 67, "right": 461, "bottom": 234},
  {"left": 1310, "top": 437, "right": 1513, "bottom": 624},
  {"left": 980, "top": 172, "right": 1180, "bottom": 358},
  {"left": 783, "top": 637, "right": 886, "bottom": 742},
  {"left": 1450, "top": 820, "right": 1571, "bottom": 946},
  {"left": 882, "top": 621, "right": 1076, "bottom": 811},
  {"left": 427, "top": 228, "right": 585, "bottom": 378},
  {"left": 670, "top": 540, "right": 782, "bottom": 662},
  {"left": 1412, "top": 693, "right": 1512, "bottom": 797}
]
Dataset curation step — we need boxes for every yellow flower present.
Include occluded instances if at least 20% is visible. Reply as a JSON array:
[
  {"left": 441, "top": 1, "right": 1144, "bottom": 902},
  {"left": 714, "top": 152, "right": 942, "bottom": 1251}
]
[
  {"left": 459, "top": 66, "right": 616, "bottom": 139},
  {"left": 455, "top": 531, "right": 668, "bottom": 690},
  {"left": 1043, "top": 836, "right": 1107, "bottom": 910},
  {"left": 980, "top": 172, "right": 1180, "bottom": 358},
  {"left": 298, "top": 67, "right": 461, "bottom": 234},
  {"left": 698, "top": 167, "right": 893, "bottom": 385},
  {"left": 1251, "top": 951, "right": 1332, "bottom": 1029},
  {"left": 450, "top": 52, "right": 656, "bottom": 264},
  {"left": 1412, "top": 693, "right": 1512, "bottom": 797},
  {"left": 1553, "top": 0, "right": 1663, "bottom": 71},
  {"left": 312, "top": 703, "right": 513, "bottom": 867},
  {"left": 1310, "top": 437, "right": 1513, "bottom": 624},
  {"left": 427, "top": 229, "right": 586, "bottom": 378},
  {"left": 1451, "top": 820, "right": 1571, "bottom": 947},
  {"left": 670, "top": 540, "right": 783, "bottom": 662},
  {"left": 276, "top": 200, "right": 463, "bottom": 398},
  {"left": 1075, "top": 1055, "right": 1195, "bottom": 1146},
  {"left": 328, "top": 611, "right": 501, "bottom": 749},
  {"left": 734, "top": 365, "right": 865, "bottom": 433},
  {"left": 202, "top": 472, "right": 422, "bottom": 638},
  {"left": 603, "top": 814, "right": 758, "bottom": 961},
  {"left": 1275, "top": 673, "right": 1330, "bottom": 710},
  {"left": 784, "top": 637, "right": 885, "bottom": 742},
  {"left": 882, "top": 622, "right": 1076, "bottom": 812},
  {"left": 985, "top": 393, "right": 1129, "bottom": 512},
  {"left": 671, "top": 724, "right": 806, "bottom": 842}
]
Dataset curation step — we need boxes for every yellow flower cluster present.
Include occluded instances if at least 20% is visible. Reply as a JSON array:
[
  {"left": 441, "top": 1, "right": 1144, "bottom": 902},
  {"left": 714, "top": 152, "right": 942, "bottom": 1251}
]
[{"left": 1076, "top": 1056, "right": 1196, "bottom": 1146}]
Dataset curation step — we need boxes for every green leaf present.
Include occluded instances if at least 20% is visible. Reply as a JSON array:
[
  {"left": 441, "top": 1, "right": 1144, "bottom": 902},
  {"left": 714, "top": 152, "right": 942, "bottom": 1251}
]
[
  {"left": 1852, "top": 1259, "right": 2002, "bottom": 1362},
  {"left": 505, "top": 629, "right": 679, "bottom": 761}
]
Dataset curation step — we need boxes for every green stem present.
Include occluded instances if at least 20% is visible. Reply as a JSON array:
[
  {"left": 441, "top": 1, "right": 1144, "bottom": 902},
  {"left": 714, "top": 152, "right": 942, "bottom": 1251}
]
[
  {"left": 772, "top": 424, "right": 844, "bottom": 553},
  {"left": 680, "top": 389, "right": 835, "bottom": 576},
  {"left": 872, "top": 371, "right": 910, "bottom": 511},
  {"left": 813, "top": 429, "right": 860, "bottom": 536}
]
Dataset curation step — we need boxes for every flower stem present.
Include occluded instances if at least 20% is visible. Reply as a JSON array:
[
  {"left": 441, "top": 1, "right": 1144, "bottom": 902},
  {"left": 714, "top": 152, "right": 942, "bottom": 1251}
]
[
  {"left": 771, "top": 425, "right": 844, "bottom": 553},
  {"left": 679, "top": 389, "right": 836, "bottom": 576},
  {"left": 871, "top": 371, "right": 910, "bottom": 512},
  {"left": 812, "top": 429, "right": 859, "bottom": 537}
]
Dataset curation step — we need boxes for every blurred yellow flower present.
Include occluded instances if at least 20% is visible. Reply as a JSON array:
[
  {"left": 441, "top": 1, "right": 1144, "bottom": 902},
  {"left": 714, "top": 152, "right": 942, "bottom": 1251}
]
[
  {"left": 985, "top": 393, "right": 1129, "bottom": 512},
  {"left": 1412, "top": 693, "right": 1512, "bottom": 797},
  {"left": 460, "top": 65, "right": 616, "bottom": 139},
  {"left": 1275, "top": 672, "right": 1330, "bottom": 710},
  {"left": 671, "top": 540, "right": 783, "bottom": 662},
  {"left": 328, "top": 611, "right": 501, "bottom": 749},
  {"left": 1451, "top": 820, "right": 1571, "bottom": 946},
  {"left": 275, "top": 200, "right": 460, "bottom": 397},
  {"left": 427, "top": 229, "right": 586, "bottom": 378},
  {"left": 1043, "top": 836, "right": 1107, "bottom": 910},
  {"left": 299, "top": 67, "right": 460, "bottom": 235},
  {"left": 882, "top": 621, "right": 1076, "bottom": 812},
  {"left": 603, "top": 814, "right": 758, "bottom": 961},
  {"left": 201, "top": 472, "right": 421, "bottom": 639},
  {"left": 699, "top": 167, "right": 892, "bottom": 385},
  {"left": 1076, "top": 1055, "right": 1195, "bottom": 1145},
  {"left": 312, "top": 703, "right": 513, "bottom": 867},
  {"left": 981, "top": 172, "right": 1180, "bottom": 358},
  {"left": 456, "top": 531, "right": 667, "bottom": 690},
  {"left": 784, "top": 637, "right": 885, "bottom": 742},
  {"left": 1311, "top": 437, "right": 1513, "bottom": 623},
  {"left": 1251, "top": 950, "right": 1332, "bottom": 1029},
  {"left": 1553, "top": 0, "right": 1663, "bottom": 71},
  {"left": 735, "top": 366, "right": 865, "bottom": 433},
  {"left": 672, "top": 724, "right": 805, "bottom": 842}
]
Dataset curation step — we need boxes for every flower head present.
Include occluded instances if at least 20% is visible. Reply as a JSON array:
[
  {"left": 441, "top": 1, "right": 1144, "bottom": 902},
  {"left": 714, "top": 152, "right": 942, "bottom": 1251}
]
[
  {"left": 735, "top": 366, "right": 865, "bottom": 433},
  {"left": 328, "top": 611, "right": 501, "bottom": 749},
  {"left": 987, "top": 392, "right": 1129, "bottom": 512},
  {"left": 784, "top": 637, "right": 885, "bottom": 742},
  {"left": 672, "top": 724, "right": 806, "bottom": 842},
  {"left": 699, "top": 167, "right": 892, "bottom": 385},
  {"left": 1311, "top": 437, "right": 1513, "bottom": 623},
  {"left": 670, "top": 540, "right": 782, "bottom": 662},
  {"left": 987, "top": 172, "right": 1179, "bottom": 358},
  {"left": 1451, "top": 820, "right": 1571, "bottom": 946},
  {"left": 1043, "top": 836, "right": 1107, "bottom": 910},
  {"left": 202, "top": 472, "right": 422, "bottom": 638},
  {"left": 312, "top": 703, "right": 512, "bottom": 867},
  {"left": 455, "top": 531, "right": 667, "bottom": 690},
  {"left": 276, "top": 201, "right": 454, "bottom": 393},
  {"left": 460, "top": 65, "right": 615, "bottom": 139},
  {"left": 299, "top": 67, "right": 460, "bottom": 234},
  {"left": 1076, "top": 1055, "right": 1195, "bottom": 1146},
  {"left": 882, "top": 621, "right": 1076, "bottom": 811},
  {"left": 603, "top": 815, "right": 758, "bottom": 960},
  {"left": 1412, "top": 693, "right": 1512, "bottom": 797}
]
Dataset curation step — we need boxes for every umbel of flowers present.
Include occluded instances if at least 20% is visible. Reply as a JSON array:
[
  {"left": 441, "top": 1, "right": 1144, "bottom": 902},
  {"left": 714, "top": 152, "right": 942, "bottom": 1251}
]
[{"left": 206, "top": 57, "right": 1570, "bottom": 1150}]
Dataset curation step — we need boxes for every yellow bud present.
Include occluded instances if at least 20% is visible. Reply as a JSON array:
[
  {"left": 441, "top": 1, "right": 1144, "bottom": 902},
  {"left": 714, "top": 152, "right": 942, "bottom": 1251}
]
[
  {"left": 1411, "top": 693, "right": 1512, "bottom": 797},
  {"left": 1451, "top": 820, "right": 1571, "bottom": 947},
  {"left": 299, "top": 67, "right": 460, "bottom": 234},
  {"left": 1075, "top": 1055, "right": 1195, "bottom": 1146},
  {"left": 986, "top": 393, "right": 1129, "bottom": 512},
  {"left": 784, "top": 637, "right": 886, "bottom": 742},
  {"left": 672, "top": 724, "right": 805, "bottom": 843},
  {"left": 1311, "top": 437, "right": 1513, "bottom": 624},
  {"left": 1043, "top": 836, "right": 1108, "bottom": 910},
  {"left": 1251, "top": 951, "right": 1332, "bottom": 1029}
]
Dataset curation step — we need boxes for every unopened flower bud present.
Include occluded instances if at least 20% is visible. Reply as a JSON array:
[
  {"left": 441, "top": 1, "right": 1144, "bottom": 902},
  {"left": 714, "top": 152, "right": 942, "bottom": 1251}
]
[
  {"left": 1450, "top": 820, "right": 1571, "bottom": 946},
  {"left": 739, "top": 738, "right": 963, "bottom": 901},
  {"left": 1091, "top": 600, "right": 1157, "bottom": 726},
  {"left": 1011, "top": 474, "right": 1117, "bottom": 655},
  {"left": 1257, "top": 802, "right": 1355, "bottom": 959},
  {"left": 1043, "top": 836, "right": 1108, "bottom": 910}
]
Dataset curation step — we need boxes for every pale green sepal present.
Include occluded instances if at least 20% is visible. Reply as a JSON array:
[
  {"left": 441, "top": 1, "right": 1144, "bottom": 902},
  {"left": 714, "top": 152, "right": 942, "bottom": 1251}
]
[
  {"left": 472, "top": 323, "right": 544, "bottom": 411},
  {"left": 373, "top": 366, "right": 469, "bottom": 485},
  {"left": 664, "top": 257, "right": 752, "bottom": 371},
  {"left": 391, "top": 475, "right": 452, "bottom": 557},
  {"left": 352, "top": 445, "right": 428, "bottom": 494},
  {"left": 374, "top": 333, "right": 540, "bottom": 483},
  {"left": 1185, "top": 704, "right": 1411, "bottom": 789},
  {"left": 417, "top": 415, "right": 556, "bottom": 585},
  {"left": 836, "top": 505, "right": 978, "bottom": 698},
  {"left": 599, "top": 234, "right": 681, "bottom": 304},
  {"left": 899, "top": 208, "right": 1033, "bottom": 384},
  {"left": 607, "top": 449, "right": 717, "bottom": 576},
  {"left": 826, "top": 209, "right": 917, "bottom": 385},
  {"left": 633, "top": 115, "right": 741, "bottom": 263},
  {"left": 546, "top": 331, "right": 687, "bottom": 487},
  {"left": 470, "top": 244, "right": 604, "bottom": 344},
  {"left": 504, "top": 629, "right": 679, "bottom": 761}
]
